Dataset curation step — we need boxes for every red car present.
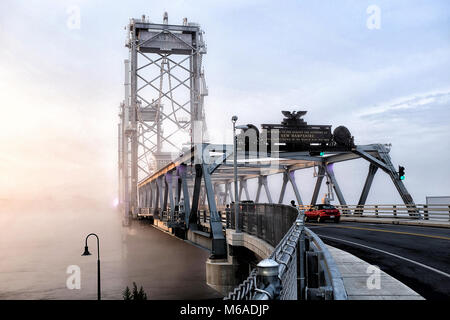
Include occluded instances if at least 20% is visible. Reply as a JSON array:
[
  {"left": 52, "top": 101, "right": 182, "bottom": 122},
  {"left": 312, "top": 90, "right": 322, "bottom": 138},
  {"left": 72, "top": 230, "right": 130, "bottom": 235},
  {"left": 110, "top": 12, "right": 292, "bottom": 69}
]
[{"left": 305, "top": 204, "right": 341, "bottom": 223}]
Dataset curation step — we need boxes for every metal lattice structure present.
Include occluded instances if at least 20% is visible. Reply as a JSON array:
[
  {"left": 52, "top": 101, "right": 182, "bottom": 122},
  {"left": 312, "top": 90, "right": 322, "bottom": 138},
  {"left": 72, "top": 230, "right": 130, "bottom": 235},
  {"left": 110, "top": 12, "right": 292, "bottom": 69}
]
[{"left": 118, "top": 13, "right": 208, "bottom": 219}]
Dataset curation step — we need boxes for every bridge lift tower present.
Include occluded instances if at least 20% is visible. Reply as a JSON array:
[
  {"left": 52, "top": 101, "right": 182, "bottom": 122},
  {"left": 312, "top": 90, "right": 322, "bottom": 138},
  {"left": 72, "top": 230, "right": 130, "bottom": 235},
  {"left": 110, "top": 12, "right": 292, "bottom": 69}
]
[{"left": 118, "top": 13, "right": 209, "bottom": 221}]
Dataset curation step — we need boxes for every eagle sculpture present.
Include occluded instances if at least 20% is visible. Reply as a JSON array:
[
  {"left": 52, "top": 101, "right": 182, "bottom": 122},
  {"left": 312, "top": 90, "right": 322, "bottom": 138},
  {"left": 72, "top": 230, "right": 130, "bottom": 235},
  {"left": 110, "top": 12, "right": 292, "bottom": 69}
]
[{"left": 281, "top": 110, "right": 307, "bottom": 120}]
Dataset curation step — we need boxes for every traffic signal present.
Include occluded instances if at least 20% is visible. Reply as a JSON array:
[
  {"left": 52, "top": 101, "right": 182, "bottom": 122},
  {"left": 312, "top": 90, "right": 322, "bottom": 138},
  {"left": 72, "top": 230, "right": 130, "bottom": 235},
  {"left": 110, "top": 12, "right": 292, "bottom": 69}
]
[
  {"left": 309, "top": 151, "right": 325, "bottom": 156},
  {"left": 398, "top": 166, "right": 405, "bottom": 180}
]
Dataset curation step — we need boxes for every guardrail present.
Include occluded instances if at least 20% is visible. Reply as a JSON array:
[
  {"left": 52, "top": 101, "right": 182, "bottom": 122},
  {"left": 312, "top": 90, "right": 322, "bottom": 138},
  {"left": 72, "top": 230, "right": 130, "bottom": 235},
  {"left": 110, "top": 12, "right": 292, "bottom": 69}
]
[
  {"left": 304, "top": 227, "right": 347, "bottom": 300},
  {"left": 224, "top": 204, "right": 347, "bottom": 300},
  {"left": 298, "top": 204, "right": 450, "bottom": 221},
  {"left": 226, "top": 203, "right": 298, "bottom": 247}
]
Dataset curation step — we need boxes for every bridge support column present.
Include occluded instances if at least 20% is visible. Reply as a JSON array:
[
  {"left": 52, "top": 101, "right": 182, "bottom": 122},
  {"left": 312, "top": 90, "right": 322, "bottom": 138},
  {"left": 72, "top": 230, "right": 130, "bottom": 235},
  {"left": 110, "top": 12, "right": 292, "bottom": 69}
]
[
  {"left": 166, "top": 172, "right": 175, "bottom": 221},
  {"left": 175, "top": 172, "right": 181, "bottom": 208},
  {"left": 324, "top": 163, "right": 347, "bottom": 206},
  {"left": 358, "top": 163, "right": 378, "bottom": 207},
  {"left": 278, "top": 172, "right": 289, "bottom": 204},
  {"left": 200, "top": 186, "right": 207, "bottom": 206},
  {"left": 239, "top": 178, "right": 250, "bottom": 201},
  {"left": 202, "top": 164, "right": 227, "bottom": 259},
  {"left": 189, "top": 164, "right": 202, "bottom": 230},
  {"left": 256, "top": 177, "right": 263, "bottom": 202},
  {"left": 148, "top": 183, "right": 153, "bottom": 209},
  {"left": 288, "top": 170, "right": 303, "bottom": 206},
  {"left": 156, "top": 176, "right": 164, "bottom": 216},
  {"left": 206, "top": 236, "right": 243, "bottom": 296},
  {"left": 138, "top": 188, "right": 143, "bottom": 208},
  {"left": 278, "top": 170, "right": 303, "bottom": 205},
  {"left": 225, "top": 181, "right": 234, "bottom": 204},
  {"left": 258, "top": 176, "right": 273, "bottom": 204},
  {"left": 311, "top": 164, "right": 325, "bottom": 205},
  {"left": 163, "top": 175, "right": 169, "bottom": 218},
  {"left": 144, "top": 183, "right": 149, "bottom": 208},
  {"left": 354, "top": 144, "right": 416, "bottom": 209},
  {"left": 140, "top": 184, "right": 145, "bottom": 209},
  {"left": 178, "top": 165, "right": 191, "bottom": 227}
]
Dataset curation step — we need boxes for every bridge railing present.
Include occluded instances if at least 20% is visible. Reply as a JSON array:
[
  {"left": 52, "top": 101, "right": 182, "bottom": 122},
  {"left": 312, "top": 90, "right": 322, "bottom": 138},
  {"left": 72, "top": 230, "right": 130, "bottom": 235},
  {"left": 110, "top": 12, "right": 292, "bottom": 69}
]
[
  {"left": 298, "top": 204, "right": 450, "bottom": 221},
  {"left": 226, "top": 203, "right": 298, "bottom": 247},
  {"left": 224, "top": 204, "right": 347, "bottom": 300}
]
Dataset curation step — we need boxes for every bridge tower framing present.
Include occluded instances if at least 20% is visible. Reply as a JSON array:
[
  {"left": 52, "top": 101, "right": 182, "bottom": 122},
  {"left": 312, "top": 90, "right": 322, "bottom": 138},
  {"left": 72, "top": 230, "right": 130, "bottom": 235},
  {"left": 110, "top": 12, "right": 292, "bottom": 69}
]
[{"left": 118, "top": 13, "right": 208, "bottom": 220}]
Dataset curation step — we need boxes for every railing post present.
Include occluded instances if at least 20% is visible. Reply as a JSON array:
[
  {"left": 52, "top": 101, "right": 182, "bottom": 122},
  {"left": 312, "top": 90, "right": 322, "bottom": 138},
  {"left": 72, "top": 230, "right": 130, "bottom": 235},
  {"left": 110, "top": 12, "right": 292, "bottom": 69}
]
[
  {"left": 448, "top": 205, "right": 450, "bottom": 222},
  {"left": 393, "top": 205, "right": 397, "bottom": 217},
  {"left": 375, "top": 205, "right": 378, "bottom": 217},
  {"left": 355, "top": 205, "right": 363, "bottom": 215},
  {"left": 424, "top": 205, "right": 428, "bottom": 220},
  {"left": 255, "top": 259, "right": 281, "bottom": 300}
]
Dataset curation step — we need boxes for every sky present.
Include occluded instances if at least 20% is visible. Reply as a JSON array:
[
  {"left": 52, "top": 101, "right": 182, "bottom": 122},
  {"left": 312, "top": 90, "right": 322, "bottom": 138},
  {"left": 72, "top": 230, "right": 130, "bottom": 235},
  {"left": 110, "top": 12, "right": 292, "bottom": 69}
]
[{"left": 0, "top": 0, "right": 449, "bottom": 210}]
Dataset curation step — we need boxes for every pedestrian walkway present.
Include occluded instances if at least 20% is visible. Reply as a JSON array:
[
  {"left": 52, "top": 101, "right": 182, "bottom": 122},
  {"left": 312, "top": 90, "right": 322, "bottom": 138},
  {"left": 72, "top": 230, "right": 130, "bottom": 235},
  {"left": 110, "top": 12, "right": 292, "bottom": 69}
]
[{"left": 327, "top": 245, "right": 424, "bottom": 300}]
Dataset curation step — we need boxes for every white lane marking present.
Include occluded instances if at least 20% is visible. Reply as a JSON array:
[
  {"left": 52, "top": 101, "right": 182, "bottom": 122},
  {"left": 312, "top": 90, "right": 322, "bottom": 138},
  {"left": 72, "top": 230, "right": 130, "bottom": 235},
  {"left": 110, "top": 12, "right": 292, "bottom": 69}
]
[{"left": 317, "top": 234, "right": 450, "bottom": 279}]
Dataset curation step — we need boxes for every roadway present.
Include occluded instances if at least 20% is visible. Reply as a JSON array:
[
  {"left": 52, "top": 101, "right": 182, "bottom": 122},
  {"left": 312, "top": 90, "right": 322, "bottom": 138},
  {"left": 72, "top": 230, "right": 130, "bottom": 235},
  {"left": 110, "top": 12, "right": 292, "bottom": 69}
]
[{"left": 306, "top": 221, "right": 450, "bottom": 300}]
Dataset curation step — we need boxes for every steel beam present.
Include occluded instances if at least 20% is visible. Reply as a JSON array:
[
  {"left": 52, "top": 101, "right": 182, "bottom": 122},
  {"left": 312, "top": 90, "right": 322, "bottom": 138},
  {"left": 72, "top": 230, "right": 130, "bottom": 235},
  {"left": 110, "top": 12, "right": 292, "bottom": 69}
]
[
  {"left": 202, "top": 164, "right": 227, "bottom": 258},
  {"left": 163, "top": 175, "right": 169, "bottom": 217},
  {"left": 189, "top": 164, "right": 202, "bottom": 229},
  {"left": 166, "top": 172, "right": 175, "bottom": 221},
  {"left": 358, "top": 163, "right": 378, "bottom": 206},
  {"left": 353, "top": 146, "right": 390, "bottom": 173},
  {"left": 278, "top": 172, "right": 288, "bottom": 204},
  {"left": 149, "top": 181, "right": 154, "bottom": 211},
  {"left": 287, "top": 170, "right": 303, "bottom": 206},
  {"left": 256, "top": 176, "right": 263, "bottom": 203},
  {"left": 154, "top": 179, "right": 160, "bottom": 215},
  {"left": 200, "top": 186, "right": 206, "bottom": 206},
  {"left": 372, "top": 145, "right": 416, "bottom": 208},
  {"left": 130, "top": 26, "right": 138, "bottom": 218},
  {"left": 311, "top": 164, "right": 325, "bottom": 205},
  {"left": 157, "top": 176, "right": 164, "bottom": 214},
  {"left": 261, "top": 176, "right": 273, "bottom": 204},
  {"left": 226, "top": 181, "right": 234, "bottom": 203},
  {"left": 239, "top": 178, "right": 250, "bottom": 201},
  {"left": 324, "top": 164, "right": 347, "bottom": 206},
  {"left": 178, "top": 165, "right": 191, "bottom": 226}
]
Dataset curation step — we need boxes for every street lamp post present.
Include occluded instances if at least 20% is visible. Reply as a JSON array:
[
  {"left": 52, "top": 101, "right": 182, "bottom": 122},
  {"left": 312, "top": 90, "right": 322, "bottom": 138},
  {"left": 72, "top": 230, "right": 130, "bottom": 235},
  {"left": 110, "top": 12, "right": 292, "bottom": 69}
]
[
  {"left": 82, "top": 233, "right": 101, "bottom": 300},
  {"left": 231, "top": 116, "right": 248, "bottom": 233}
]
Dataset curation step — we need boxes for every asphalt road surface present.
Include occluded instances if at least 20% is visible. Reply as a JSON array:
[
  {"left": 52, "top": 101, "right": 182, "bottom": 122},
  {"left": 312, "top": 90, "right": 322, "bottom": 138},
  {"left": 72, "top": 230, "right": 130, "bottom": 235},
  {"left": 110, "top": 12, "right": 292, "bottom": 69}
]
[{"left": 306, "top": 221, "right": 450, "bottom": 300}]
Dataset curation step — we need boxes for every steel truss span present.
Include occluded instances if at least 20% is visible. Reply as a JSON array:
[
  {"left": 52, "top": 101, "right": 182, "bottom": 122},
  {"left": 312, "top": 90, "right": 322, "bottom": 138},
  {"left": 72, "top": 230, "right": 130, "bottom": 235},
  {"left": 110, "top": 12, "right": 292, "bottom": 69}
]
[{"left": 134, "top": 142, "right": 417, "bottom": 258}]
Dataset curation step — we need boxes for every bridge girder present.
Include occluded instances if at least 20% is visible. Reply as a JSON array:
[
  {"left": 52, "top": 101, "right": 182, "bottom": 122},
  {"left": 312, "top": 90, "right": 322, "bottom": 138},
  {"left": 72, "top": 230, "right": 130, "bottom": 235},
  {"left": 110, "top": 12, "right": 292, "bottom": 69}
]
[{"left": 137, "top": 142, "right": 415, "bottom": 214}]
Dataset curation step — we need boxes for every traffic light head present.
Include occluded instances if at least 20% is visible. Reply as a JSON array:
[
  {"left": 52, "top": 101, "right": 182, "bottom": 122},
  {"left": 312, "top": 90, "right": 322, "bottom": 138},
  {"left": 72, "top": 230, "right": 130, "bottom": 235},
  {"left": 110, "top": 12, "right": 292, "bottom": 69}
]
[{"left": 399, "top": 166, "right": 405, "bottom": 180}]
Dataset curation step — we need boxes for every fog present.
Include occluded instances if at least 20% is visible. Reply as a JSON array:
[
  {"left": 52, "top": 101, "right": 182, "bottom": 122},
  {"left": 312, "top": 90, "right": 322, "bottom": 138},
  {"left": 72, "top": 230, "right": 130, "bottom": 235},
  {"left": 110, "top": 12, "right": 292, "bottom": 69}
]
[
  {"left": 0, "top": 127, "right": 221, "bottom": 299},
  {"left": 0, "top": 193, "right": 221, "bottom": 299}
]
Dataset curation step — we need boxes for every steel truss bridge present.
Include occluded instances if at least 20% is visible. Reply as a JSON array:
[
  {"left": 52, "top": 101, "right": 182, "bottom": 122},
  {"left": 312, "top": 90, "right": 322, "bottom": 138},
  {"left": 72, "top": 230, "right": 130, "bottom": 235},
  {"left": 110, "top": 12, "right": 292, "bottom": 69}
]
[{"left": 117, "top": 14, "right": 419, "bottom": 300}]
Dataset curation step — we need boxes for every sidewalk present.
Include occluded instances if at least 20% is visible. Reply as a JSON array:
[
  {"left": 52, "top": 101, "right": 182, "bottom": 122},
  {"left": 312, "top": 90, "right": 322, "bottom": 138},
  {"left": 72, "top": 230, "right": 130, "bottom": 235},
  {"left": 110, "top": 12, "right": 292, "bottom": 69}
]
[
  {"left": 327, "top": 245, "right": 424, "bottom": 300},
  {"left": 341, "top": 216, "right": 450, "bottom": 228}
]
